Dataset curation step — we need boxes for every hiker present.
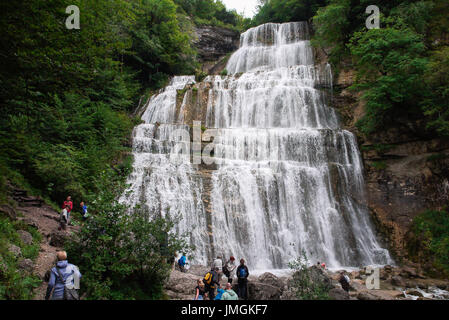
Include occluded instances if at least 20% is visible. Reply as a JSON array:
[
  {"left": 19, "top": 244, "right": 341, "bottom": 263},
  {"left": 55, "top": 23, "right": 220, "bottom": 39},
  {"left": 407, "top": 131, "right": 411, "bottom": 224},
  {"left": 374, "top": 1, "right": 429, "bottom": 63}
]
[
  {"left": 317, "top": 261, "right": 321, "bottom": 268},
  {"left": 178, "top": 253, "right": 188, "bottom": 273},
  {"left": 58, "top": 204, "right": 70, "bottom": 231},
  {"left": 321, "top": 262, "right": 326, "bottom": 270},
  {"left": 194, "top": 279, "right": 206, "bottom": 300},
  {"left": 221, "top": 282, "right": 238, "bottom": 300},
  {"left": 80, "top": 201, "right": 88, "bottom": 220},
  {"left": 45, "top": 251, "right": 81, "bottom": 300},
  {"left": 62, "top": 196, "right": 73, "bottom": 223},
  {"left": 339, "top": 271, "right": 351, "bottom": 292},
  {"left": 236, "top": 258, "right": 249, "bottom": 300},
  {"left": 213, "top": 256, "right": 223, "bottom": 282},
  {"left": 215, "top": 284, "right": 225, "bottom": 300},
  {"left": 203, "top": 267, "right": 219, "bottom": 300},
  {"left": 223, "top": 256, "right": 237, "bottom": 284}
]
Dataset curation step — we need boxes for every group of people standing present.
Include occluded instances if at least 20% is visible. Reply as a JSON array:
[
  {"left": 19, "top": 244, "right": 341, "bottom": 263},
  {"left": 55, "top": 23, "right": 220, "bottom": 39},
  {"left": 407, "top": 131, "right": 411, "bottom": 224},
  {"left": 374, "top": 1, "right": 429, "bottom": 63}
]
[
  {"left": 58, "top": 196, "right": 88, "bottom": 230},
  {"left": 193, "top": 256, "right": 250, "bottom": 300}
]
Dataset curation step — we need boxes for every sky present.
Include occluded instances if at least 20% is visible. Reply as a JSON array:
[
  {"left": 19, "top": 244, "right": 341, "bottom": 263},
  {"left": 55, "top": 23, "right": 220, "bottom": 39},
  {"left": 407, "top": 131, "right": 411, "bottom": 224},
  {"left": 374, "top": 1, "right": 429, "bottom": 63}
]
[{"left": 222, "top": 0, "right": 259, "bottom": 18}]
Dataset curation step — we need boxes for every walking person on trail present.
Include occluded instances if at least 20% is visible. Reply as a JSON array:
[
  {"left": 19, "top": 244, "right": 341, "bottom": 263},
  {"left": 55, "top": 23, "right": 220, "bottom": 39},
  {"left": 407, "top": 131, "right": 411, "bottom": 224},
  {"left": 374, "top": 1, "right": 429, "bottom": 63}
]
[
  {"left": 203, "top": 267, "right": 219, "bottom": 300},
  {"left": 236, "top": 258, "right": 249, "bottom": 300},
  {"left": 221, "top": 282, "right": 238, "bottom": 300},
  {"left": 177, "top": 253, "right": 188, "bottom": 273},
  {"left": 194, "top": 279, "right": 206, "bottom": 300},
  {"left": 45, "top": 251, "right": 81, "bottom": 300},
  {"left": 58, "top": 204, "right": 70, "bottom": 231},
  {"left": 223, "top": 256, "right": 237, "bottom": 284},
  {"left": 80, "top": 201, "right": 88, "bottom": 220},
  {"left": 339, "top": 271, "right": 351, "bottom": 292},
  {"left": 213, "top": 256, "right": 223, "bottom": 282},
  {"left": 62, "top": 196, "right": 73, "bottom": 224}
]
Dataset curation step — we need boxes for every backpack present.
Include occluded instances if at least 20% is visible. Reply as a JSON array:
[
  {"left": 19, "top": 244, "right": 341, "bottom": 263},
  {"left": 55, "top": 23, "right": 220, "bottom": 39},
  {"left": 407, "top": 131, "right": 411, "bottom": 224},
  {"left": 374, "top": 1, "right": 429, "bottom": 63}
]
[
  {"left": 238, "top": 266, "right": 247, "bottom": 278},
  {"left": 204, "top": 271, "right": 216, "bottom": 288},
  {"left": 56, "top": 267, "right": 79, "bottom": 300},
  {"left": 223, "top": 265, "right": 230, "bottom": 277}
]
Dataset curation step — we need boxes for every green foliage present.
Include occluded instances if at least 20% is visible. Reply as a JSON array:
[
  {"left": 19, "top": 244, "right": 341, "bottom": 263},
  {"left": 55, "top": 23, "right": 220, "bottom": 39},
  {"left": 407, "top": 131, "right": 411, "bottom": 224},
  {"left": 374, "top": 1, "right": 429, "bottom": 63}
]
[
  {"left": 408, "top": 210, "right": 449, "bottom": 275},
  {"left": 369, "top": 161, "right": 387, "bottom": 170},
  {"left": 288, "top": 251, "right": 330, "bottom": 300},
  {"left": 349, "top": 25, "right": 428, "bottom": 134},
  {"left": 253, "top": 0, "right": 328, "bottom": 27},
  {"left": 220, "top": 69, "right": 228, "bottom": 76},
  {"left": 0, "top": 213, "right": 42, "bottom": 299},
  {"left": 66, "top": 167, "right": 193, "bottom": 300},
  {"left": 310, "top": 0, "right": 449, "bottom": 138}
]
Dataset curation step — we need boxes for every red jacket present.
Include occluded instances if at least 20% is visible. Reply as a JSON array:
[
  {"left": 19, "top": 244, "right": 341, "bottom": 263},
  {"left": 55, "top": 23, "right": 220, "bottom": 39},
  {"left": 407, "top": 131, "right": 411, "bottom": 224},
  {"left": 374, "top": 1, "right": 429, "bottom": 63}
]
[{"left": 62, "top": 201, "right": 73, "bottom": 212}]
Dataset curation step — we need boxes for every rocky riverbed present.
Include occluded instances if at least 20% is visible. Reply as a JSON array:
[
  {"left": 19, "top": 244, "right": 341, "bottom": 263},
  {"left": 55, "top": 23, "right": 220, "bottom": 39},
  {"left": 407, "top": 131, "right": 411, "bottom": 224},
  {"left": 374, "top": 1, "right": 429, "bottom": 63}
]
[{"left": 164, "top": 264, "right": 449, "bottom": 300}]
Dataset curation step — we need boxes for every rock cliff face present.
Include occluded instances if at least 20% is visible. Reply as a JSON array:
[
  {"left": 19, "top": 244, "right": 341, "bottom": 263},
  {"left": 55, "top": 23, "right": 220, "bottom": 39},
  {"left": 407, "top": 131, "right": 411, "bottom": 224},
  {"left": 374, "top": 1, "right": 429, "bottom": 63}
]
[
  {"left": 329, "top": 61, "right": 449, "bottom": 265},
  {"left": 193, "top": 26, "right": 240, "bottom": 74}
]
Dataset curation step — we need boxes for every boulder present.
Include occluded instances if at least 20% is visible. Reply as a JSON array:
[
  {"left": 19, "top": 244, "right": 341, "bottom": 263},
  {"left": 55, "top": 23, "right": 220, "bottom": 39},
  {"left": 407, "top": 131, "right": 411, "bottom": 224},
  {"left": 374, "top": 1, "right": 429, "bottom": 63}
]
[
  {"left": 0, "top": 204, "right": 17, "bottom": 220},
  {"left": 17, "top": 230, "right": 33, "bottom": 245},
  {"left": 329, "top": 288, "right": 350, "bottom": 300},
  {"left": 247, "top": 281, "right": 282, "bottom": 300},
  {"left": 49, "top": 231, "right": 69, "bottom": 247},
  {"left": 8, "top": 244, "right": 22, "bottom": 257},
  {"left": 188, "top": 265, "right": 209, "bottom": 278},
  {"left": 165, "top": 270, "right": 200, "bottom": 299},
  {"left": 18, "top": 258, "right": 34, "bottom": 273},
  {"left": 257, "top": 272, "right": 284, "bottom": 289},
  {"left": 391, "top": 275, "right": 406, "bottom": 288},
  {"left": 406, "top": 289, "right": 424, "bottom": 297}
]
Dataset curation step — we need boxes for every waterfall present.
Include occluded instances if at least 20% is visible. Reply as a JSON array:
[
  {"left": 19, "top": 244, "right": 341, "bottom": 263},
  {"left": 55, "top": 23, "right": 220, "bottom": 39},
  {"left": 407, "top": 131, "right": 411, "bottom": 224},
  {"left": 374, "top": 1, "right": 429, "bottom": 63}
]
[{"left": 122, "top": 22, "right": 392, "bottom": 270}]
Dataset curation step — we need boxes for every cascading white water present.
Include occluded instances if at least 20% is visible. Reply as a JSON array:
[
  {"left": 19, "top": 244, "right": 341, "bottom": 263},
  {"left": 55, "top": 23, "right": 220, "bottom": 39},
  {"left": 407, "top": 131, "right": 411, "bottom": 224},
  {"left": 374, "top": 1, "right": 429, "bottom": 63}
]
[{"left": 122, "top": 22, "right": 392, "bottom": 270}]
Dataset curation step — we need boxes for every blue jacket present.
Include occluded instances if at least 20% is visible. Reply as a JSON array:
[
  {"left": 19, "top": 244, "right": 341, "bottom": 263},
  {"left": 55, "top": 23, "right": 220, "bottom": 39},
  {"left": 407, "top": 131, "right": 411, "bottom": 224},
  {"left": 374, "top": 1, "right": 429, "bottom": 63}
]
[
  {"left": 45, "top": 260, "right": 82, "bottom": 300},
  {"left": 178, "top": 255, "right": 186, "bottom": 267},
  {"left": 215, "top": 288, "right": 225, "bottom": 300}
]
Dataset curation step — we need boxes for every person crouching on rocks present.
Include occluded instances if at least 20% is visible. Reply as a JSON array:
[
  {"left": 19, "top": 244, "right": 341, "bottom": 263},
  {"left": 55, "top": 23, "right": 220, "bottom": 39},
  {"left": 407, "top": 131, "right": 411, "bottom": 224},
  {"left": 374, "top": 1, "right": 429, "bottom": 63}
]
[
  {"left": 204, "top": 267, "right": 219, "bottom": 300},
  {"left": 339, "top": 271, "right": 351, "bottom": 292},
  {"left": 195, "top": 279, "right": 206, "bottom": 300}
]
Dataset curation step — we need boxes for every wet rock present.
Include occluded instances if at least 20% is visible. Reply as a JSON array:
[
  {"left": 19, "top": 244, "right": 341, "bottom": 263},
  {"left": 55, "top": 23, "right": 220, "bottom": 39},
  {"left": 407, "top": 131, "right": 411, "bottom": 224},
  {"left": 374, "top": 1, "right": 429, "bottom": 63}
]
[
  {"left": 329, "top": 288, "right": 350, "bottom": 300},
  {"left": 18, "top": 258, "right": 34, "bottom": 273},
  {"left": 8, "top": 244, "right": 22, "bottom": 257},
  {"left": 357, "top": 291, "right": 380, "bottom": 300},
  {"left": 391, "top": 275, "right": 407, "bottom": 288},
  {"left": 406, "top": 289, "right": 424, "bottom": 297},
  {"left": 18, "top": 230, "right": 33, "bottom": 245}
]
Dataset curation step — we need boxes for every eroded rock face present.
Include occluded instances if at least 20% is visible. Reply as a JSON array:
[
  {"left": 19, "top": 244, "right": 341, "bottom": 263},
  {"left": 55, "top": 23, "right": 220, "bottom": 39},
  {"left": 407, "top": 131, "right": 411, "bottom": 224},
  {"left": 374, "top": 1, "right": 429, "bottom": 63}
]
[
  {"left": 194, "top": 26, "right": 240, "bottom": 63},
  {"left": 330, "top": 65, "right": 449, "bottom": 265}
]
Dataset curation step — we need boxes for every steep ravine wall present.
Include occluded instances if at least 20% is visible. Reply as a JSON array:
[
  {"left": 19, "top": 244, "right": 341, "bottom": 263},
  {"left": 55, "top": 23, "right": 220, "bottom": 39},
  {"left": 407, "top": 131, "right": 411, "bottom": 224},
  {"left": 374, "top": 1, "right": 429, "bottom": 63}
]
[{"left": 321, "top": 52, "right": 449, "bottom": 267}]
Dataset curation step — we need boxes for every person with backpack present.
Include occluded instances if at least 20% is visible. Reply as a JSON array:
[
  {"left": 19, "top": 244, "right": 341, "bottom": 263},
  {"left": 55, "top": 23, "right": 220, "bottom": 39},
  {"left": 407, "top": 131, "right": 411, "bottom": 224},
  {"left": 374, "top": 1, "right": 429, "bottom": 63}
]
[
  {"left": 58, "top": 204, "right": 70, "bottom": 231},
  {"left": 221, "top": 282, "right": 238, "bottom": 300},
  {"left": 223, "top": 256, "right": 237, "bottom": 284},
  {"left": 203, "top": 267, "right": 219, "bottom": 300},
  {"left": 236, "top": 258, "right": 249, "bottom": 300},
  {"left": 45, "top": 251, "right": 81, "bottom": 300},
  {"left": 178, "top": 254, "right": 188, "bottom": 273},
  {"left": 339, "top": 271, "right": 351, "bottom": 292},
  {"left": 80, "top": 201, "right": 88, "bottom": 221}
]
